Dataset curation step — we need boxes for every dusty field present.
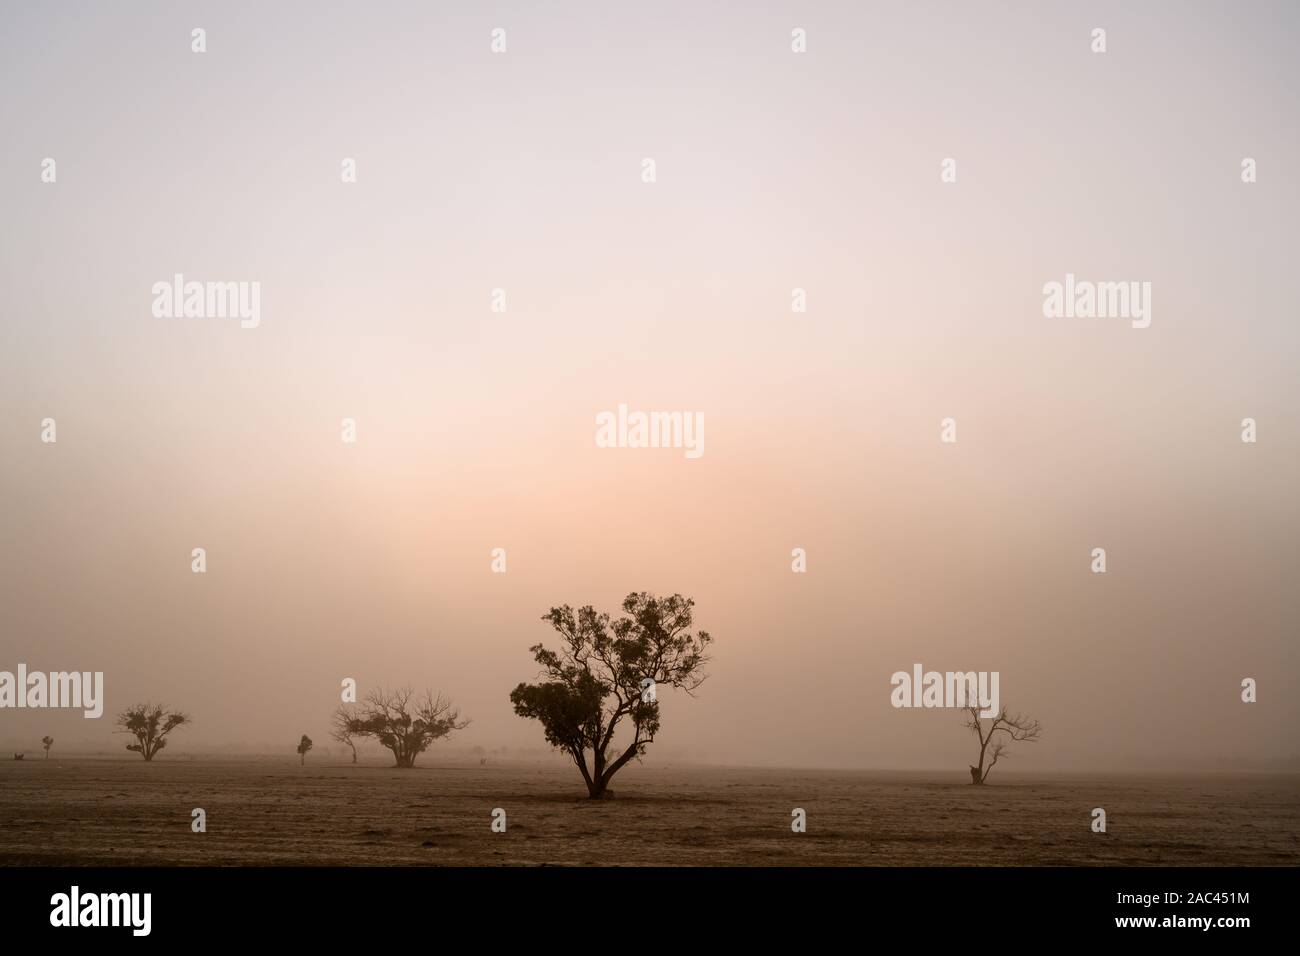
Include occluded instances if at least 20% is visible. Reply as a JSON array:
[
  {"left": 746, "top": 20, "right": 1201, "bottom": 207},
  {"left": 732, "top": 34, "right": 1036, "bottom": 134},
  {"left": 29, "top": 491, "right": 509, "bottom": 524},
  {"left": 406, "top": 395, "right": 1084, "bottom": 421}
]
[{"left": 1, "top": 758, "right": 1296, "bottom": 866}]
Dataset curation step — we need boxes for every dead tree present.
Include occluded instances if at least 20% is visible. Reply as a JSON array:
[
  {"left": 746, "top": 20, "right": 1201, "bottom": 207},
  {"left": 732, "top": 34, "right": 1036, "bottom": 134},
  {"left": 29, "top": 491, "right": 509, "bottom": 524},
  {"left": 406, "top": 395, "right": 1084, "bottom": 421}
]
[
  {"left": 331, "top": 706, "right": 359, "bottom": 764},
  {"left": 964, "top": 706, "right": 1042, "bottom": 784}
]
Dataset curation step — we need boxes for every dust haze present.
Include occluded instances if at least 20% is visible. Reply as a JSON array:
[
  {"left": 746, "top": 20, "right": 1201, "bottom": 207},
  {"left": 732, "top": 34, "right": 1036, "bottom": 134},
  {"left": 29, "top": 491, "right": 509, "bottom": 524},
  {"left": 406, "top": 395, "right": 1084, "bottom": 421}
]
[{"left": 2, "top": 1, "right": 1298, "bottom": 781}]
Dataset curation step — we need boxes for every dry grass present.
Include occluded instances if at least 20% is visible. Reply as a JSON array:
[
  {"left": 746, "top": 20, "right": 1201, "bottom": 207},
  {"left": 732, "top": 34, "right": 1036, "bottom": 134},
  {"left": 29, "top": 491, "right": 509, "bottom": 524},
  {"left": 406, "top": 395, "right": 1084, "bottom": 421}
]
[{"left": 2, "top": 758, "right": 1296, "bottom": 866}]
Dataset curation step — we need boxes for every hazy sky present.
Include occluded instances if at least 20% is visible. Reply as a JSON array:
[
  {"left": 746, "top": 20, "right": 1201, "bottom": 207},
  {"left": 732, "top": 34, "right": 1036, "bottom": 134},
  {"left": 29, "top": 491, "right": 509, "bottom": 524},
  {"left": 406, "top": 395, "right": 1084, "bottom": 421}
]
[{"left": 2, "top": 1, "right": 1297, "bottom": 771}]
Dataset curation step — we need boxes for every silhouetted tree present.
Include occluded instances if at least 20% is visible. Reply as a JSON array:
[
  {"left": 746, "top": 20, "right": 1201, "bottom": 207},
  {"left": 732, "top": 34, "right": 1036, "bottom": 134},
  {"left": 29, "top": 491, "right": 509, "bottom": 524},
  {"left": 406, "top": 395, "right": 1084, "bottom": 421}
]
[
  {"left": 115, "top": 703, "right": 191, "bottom": 761},
  {"left": 297, "top": 734, "right": 313, "bottom": 765},
  {"left": 511, "top": 592, "right": 712, "bottom": 799},
  {"left": 42, "top": 736, "right": 54, "bottom": 759},
  {"left": 964, "top": 706, "right": 1042, "bottom": 784},
  {"left": 344, "top": 688, "right": 468, "bottom": 768},
  {"left": 331, "top": 705, "right": 359, "bottom": 763}
]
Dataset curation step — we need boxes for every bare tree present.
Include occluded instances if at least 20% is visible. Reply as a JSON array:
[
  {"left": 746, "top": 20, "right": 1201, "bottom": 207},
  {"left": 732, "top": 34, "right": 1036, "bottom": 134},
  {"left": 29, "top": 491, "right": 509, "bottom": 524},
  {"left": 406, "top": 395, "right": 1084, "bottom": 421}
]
[
  {"left": 331, "top": 705, "right": 360, "bottom": 764},
  {"left": 343, "top": 688, "right": 468, "bottom": 768},
  {"left": 964, "top": 706, "right": 1042, "bottom": 784},
  {"left": 42, "top": 736, "right": 54, "bottom": 759},
  {"left": 116, "top": 703, "right": 191, "bottom": 762},
  {"left": 297, "top": 734, "right": 313, "bottom": 766},
  {"left": 511, "top": 592, "right": 712, "bottom": 799}
]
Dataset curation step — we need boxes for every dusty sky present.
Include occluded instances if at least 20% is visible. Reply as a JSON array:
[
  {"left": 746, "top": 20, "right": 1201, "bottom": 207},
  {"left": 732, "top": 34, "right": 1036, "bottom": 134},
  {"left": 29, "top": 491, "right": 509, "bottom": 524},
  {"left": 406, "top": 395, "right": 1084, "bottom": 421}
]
[{"left": 1, "top": 1, "right": 1297, "bottom": 771}]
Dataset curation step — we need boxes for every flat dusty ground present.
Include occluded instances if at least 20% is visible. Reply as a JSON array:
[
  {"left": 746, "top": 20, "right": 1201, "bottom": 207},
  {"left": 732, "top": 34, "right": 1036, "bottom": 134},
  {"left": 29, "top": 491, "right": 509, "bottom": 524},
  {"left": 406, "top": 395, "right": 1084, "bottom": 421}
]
[{"left": 1, "top": 758, "right": 1296, "bottom": 866}]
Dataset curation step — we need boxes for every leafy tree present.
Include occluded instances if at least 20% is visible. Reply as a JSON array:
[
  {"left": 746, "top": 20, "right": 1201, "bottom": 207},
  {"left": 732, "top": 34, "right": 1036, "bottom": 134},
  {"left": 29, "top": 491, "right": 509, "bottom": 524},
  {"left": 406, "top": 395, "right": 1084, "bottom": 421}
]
[
  {"left": 511, "top": 592, "right": 712, "bottom": 799},
  {"left": 297, "top": 734, "right": 313, "bottom": 765},
  {"left": 115, "top": 703, "right": 191, "bottom": 761},
  {"left": 41, "top": 736, "right": 54, "bottom": 759}
]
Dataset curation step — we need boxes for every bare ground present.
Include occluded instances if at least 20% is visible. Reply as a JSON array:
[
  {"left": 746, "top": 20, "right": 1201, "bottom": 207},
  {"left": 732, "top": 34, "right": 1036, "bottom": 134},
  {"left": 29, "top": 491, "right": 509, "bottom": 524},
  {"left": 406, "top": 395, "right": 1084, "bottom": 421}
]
[{"left": 1, "top": 758, "right": 1296, "bottom": 866}]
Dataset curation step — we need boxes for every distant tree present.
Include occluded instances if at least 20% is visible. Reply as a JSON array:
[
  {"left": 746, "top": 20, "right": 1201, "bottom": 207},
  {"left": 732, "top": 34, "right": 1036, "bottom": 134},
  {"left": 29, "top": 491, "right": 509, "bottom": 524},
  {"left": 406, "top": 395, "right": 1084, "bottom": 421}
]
[
  {"left": 964, "top": 706, "right": 1042, "bottom": 784},
  {"left": 343, "top": 688, "right": 468, "bottom": 768},
  {"left": 331, "top": 705, "right": 360, "bottom": 764},
  {"left": 511, "top": 592, "right": 712, "bottom": 799},
  {"left": 42, "top": 736, "right": 54, "bottom": 759},
  {"left": 115, "top": 703, "right": 191, "bottom": 761},
  {"left": 297, "top": 734, "right": 313, "bottom": 766}
]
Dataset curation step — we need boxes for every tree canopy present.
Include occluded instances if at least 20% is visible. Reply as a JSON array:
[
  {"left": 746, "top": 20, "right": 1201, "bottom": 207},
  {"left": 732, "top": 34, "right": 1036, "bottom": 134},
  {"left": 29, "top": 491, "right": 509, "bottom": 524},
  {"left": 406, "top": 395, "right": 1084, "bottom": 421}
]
[
  {"left": 343, "top": 688, "right": 467, "bottom": 768},
  {"left": 511, "top": 592, "right": 712, "bottom": 798},
  {"left": 115, "top": 703, "right": 191, "bottom": 761}
]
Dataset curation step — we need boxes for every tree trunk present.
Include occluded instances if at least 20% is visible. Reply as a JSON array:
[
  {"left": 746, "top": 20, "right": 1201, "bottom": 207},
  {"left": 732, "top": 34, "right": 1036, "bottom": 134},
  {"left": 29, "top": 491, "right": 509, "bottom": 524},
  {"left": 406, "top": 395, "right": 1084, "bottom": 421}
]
[{"left": 970, "top": 729, "right": 990, "bottom": 784}]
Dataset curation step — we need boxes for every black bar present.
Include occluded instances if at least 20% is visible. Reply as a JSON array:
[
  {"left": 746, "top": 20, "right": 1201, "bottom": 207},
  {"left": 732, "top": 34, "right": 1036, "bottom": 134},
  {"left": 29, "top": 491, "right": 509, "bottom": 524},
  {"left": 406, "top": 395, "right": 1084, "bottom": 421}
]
[{"left": 0, "top": 866, "right": 1283, "bottom": 941}]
